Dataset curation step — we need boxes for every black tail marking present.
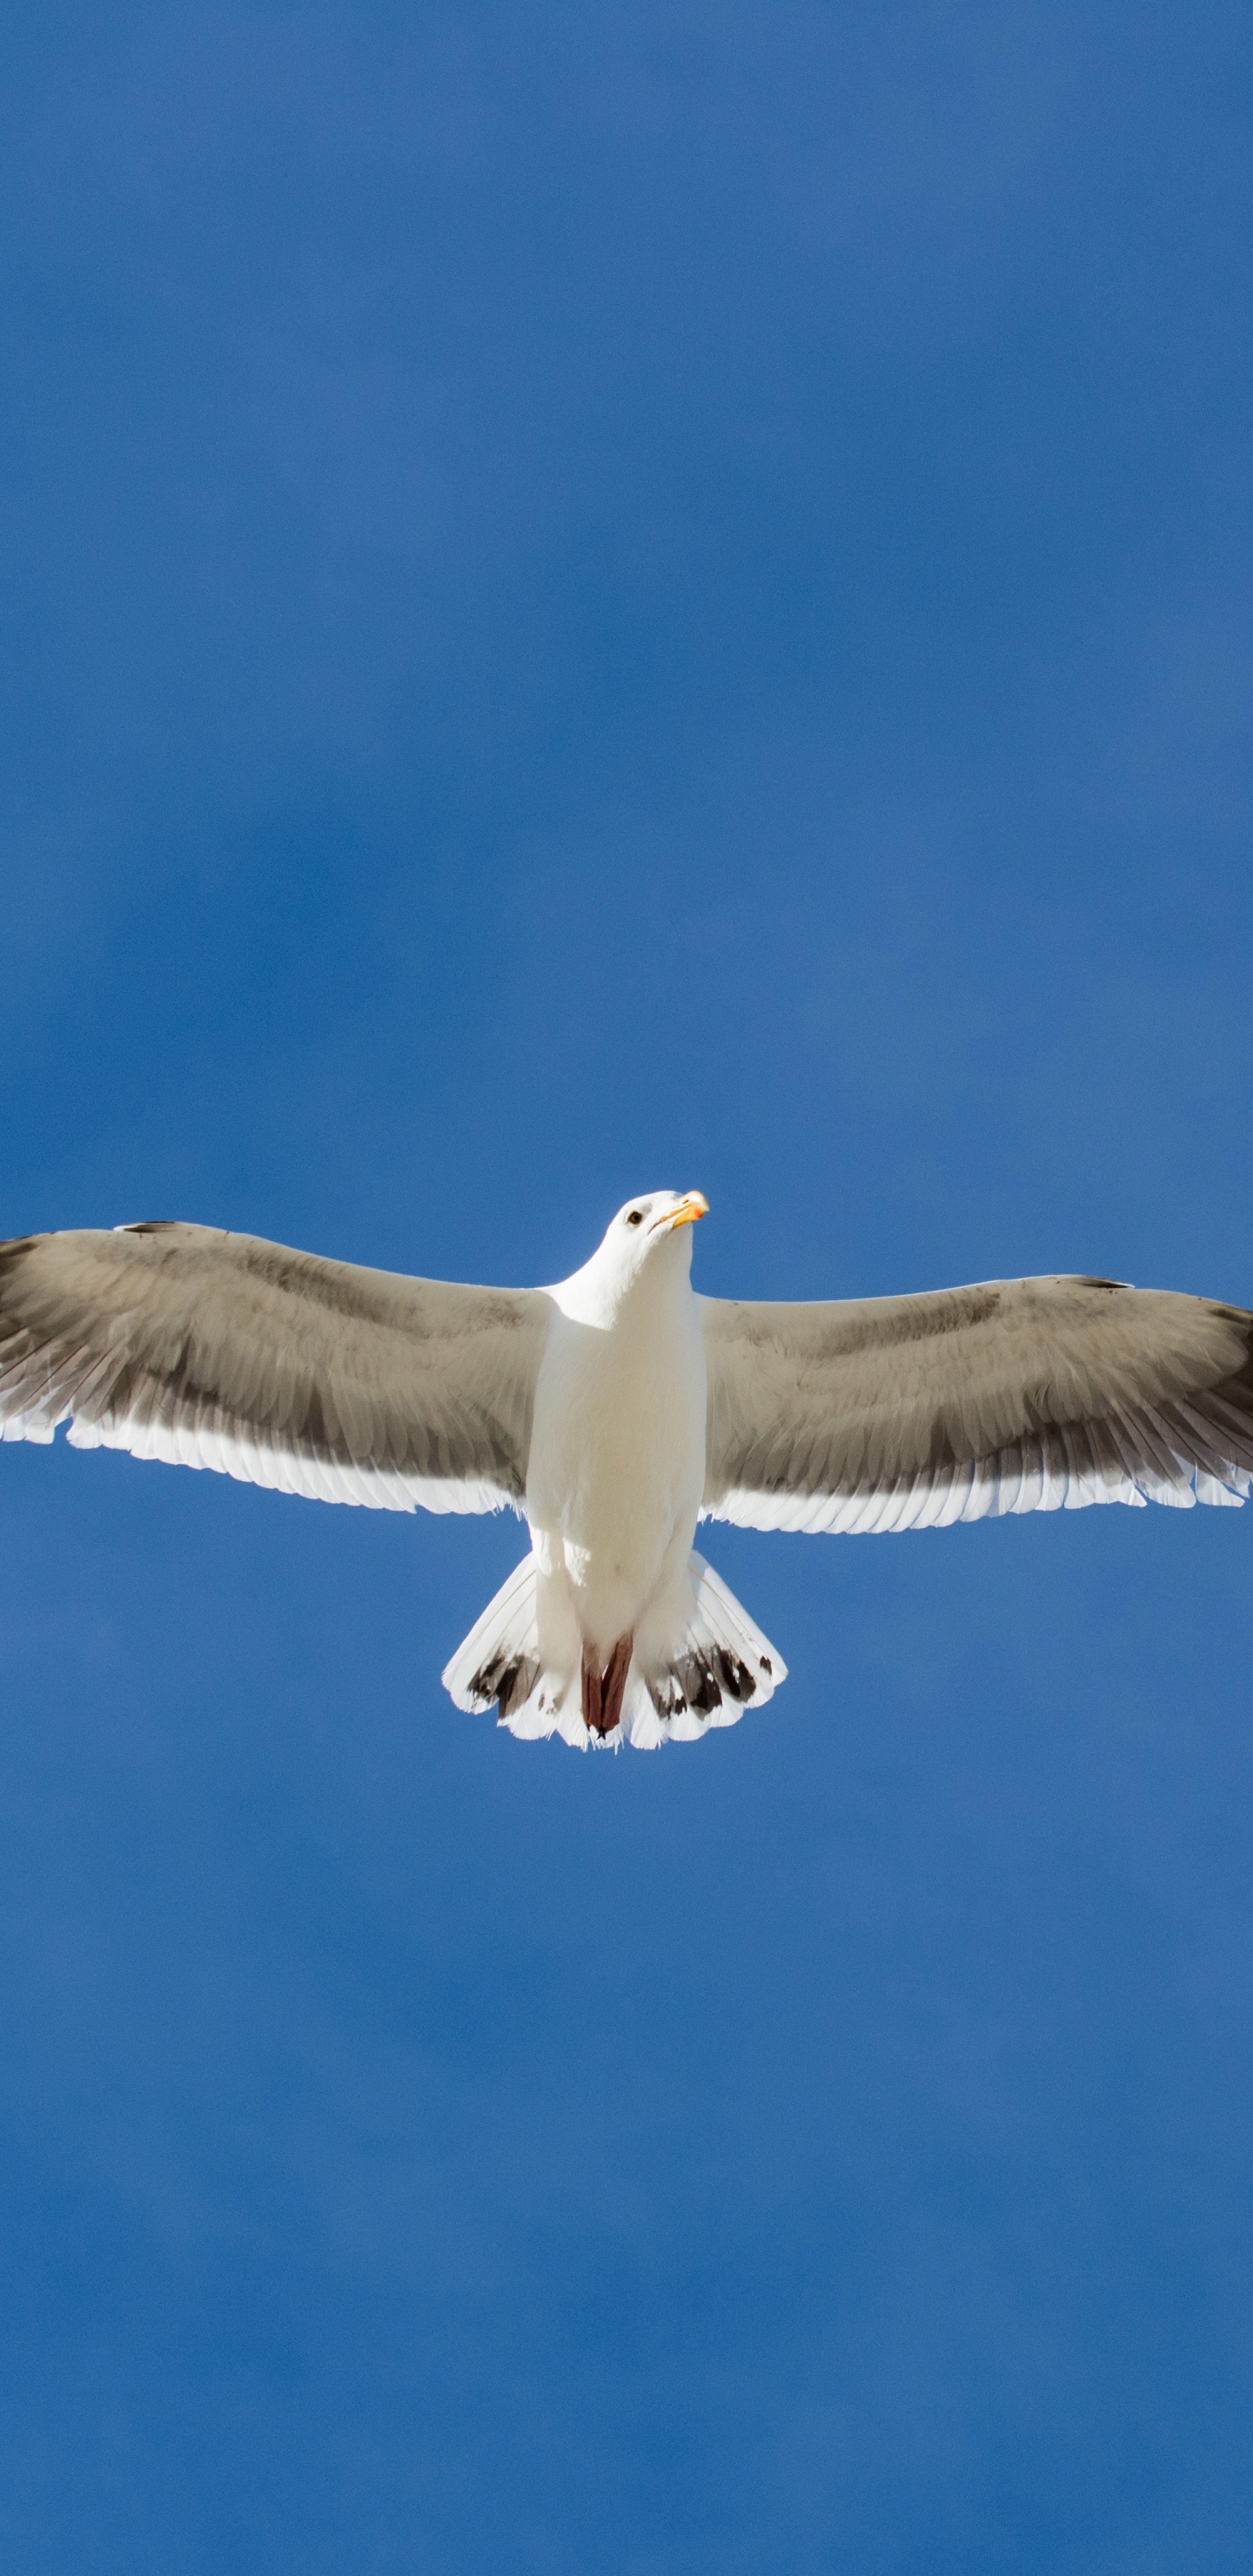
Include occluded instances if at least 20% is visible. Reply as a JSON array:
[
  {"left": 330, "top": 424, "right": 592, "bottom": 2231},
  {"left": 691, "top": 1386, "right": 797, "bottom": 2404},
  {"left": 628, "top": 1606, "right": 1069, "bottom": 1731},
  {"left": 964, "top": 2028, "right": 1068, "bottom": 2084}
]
[{"left": 467, "top": 1651, "right": 541, "bottom": 1720}]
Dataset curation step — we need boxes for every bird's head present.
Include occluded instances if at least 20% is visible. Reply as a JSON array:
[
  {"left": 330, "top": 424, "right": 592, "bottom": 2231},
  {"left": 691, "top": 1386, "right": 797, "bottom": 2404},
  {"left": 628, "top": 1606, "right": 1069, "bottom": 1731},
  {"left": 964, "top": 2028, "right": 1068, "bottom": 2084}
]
[{"left": 593, "top": 1189, "right": 708, "bottom": 1292}]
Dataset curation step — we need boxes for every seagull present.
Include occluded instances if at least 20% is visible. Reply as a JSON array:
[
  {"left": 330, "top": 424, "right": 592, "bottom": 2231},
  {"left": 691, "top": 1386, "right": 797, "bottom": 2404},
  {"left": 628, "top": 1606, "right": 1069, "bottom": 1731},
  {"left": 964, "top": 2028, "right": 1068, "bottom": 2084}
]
[{"left": 2, "top": 1192, "right": 1251, "bottom": 1749}]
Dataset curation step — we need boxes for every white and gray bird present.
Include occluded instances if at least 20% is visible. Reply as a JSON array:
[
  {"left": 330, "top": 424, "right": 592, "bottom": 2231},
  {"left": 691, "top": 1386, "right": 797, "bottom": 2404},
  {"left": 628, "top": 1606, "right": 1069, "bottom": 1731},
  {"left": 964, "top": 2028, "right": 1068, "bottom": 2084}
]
[{"left": 3, "top": 1191, "right": 1252, "bottom": 1749}]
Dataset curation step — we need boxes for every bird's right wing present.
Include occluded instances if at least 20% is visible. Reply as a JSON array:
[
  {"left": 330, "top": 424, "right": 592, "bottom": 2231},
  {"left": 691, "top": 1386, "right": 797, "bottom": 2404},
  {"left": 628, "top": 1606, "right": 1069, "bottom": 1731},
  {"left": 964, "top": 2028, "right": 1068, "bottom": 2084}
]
[
  {"left": 0, "top": 1221, "right": 552, "bottom": 1513},
  {"left": 700, "top": 1274, "right": 1253, "bottom": 1533}
]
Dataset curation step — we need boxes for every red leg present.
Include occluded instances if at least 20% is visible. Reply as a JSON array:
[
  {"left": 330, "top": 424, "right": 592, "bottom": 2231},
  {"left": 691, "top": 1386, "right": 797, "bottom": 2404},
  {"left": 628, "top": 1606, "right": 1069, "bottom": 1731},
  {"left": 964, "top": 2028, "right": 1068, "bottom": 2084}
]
[
  {"left": 600, "top": 1634, "right": 633, "bottom": 1737},
  {"left": 581, "top": 1635, "right": 633, "bottom": 1738},
  {"left": 581, "top": 1647, "right": 604, "bottom": 1736}
]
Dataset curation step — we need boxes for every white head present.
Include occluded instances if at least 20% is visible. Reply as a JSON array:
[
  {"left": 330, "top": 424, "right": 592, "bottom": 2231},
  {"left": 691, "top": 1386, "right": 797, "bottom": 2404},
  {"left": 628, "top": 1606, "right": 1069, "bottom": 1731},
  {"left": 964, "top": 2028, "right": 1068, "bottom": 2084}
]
[{"left": 561, "top": 1188, "right": 708, "bottom": 1318}]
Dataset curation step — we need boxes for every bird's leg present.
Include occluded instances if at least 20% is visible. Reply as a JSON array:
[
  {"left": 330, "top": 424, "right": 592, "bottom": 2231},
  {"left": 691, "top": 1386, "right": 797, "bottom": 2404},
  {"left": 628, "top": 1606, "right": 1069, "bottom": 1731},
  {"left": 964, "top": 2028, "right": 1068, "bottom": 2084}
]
[
  {"left": 581, "top": 1646, "right": 603, "bottom": 1736},
  {"left": 581, "top": 1634, "right": 633, "bottom": 1738},
  {"left": 600, "top": 1633, "right": 633, "bottom": 1735}
]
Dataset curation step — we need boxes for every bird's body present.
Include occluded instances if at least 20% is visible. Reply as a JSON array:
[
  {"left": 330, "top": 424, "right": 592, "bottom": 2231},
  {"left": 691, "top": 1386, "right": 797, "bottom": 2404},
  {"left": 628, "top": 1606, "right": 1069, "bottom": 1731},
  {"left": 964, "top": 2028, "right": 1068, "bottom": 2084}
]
[
  {"left": 3, "top": 1187, "right": 1253, "bottom": 1749},
  {"left": 527, "top": 1209, "right": 707, "bottom": 1709},
  {"left": 440, "top": 1190, "right": 775, "bottom": 1748}
]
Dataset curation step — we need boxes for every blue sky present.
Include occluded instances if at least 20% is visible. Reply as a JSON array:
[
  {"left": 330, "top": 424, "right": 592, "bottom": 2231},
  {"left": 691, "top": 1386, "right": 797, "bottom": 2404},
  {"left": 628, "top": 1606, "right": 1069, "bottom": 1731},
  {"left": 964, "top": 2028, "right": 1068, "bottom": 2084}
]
[{"left": 2, "top": 4, "right": 1252, "bottom": 2569}]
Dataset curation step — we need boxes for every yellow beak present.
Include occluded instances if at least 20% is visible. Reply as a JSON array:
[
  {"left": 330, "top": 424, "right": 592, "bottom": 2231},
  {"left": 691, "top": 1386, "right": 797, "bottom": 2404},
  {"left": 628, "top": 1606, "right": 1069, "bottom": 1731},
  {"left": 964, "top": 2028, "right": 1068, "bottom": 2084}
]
[{"left": 651, "top": 1190, "right": 709, "bottom": 1235}]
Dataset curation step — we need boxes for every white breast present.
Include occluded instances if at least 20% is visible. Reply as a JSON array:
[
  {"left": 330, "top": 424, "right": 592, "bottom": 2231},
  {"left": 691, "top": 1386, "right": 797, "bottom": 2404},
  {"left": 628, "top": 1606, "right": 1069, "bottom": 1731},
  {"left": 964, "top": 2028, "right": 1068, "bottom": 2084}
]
[{"left": 526, "top": 1258, "right": 707, "bottom": 1654}]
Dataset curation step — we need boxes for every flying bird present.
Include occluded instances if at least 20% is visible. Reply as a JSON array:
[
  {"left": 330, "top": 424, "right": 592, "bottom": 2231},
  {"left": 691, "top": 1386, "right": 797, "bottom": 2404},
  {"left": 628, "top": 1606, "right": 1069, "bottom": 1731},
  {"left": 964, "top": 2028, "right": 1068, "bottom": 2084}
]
[{"left": 2, "top": 1193, "right": 1252, "bottom": 1749}]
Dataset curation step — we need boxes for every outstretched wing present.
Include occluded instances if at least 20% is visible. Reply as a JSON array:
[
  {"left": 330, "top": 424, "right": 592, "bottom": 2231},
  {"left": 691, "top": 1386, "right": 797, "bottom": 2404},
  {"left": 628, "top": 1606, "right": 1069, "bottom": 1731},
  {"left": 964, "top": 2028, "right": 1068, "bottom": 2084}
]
[
  {"left": 700, "top": 1275, "right": 1253, "bottom": 1533},
  {"left": 0, "top": 1222, "right": 551, "bottom": 1513}
]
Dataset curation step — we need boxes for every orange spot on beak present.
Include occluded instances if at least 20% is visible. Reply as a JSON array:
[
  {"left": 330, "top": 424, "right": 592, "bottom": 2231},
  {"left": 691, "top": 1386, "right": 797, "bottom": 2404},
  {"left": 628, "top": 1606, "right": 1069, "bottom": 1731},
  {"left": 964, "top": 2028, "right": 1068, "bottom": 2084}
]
[{"left": 651, "top": 1190, "right": 709, "bottom": 1235}]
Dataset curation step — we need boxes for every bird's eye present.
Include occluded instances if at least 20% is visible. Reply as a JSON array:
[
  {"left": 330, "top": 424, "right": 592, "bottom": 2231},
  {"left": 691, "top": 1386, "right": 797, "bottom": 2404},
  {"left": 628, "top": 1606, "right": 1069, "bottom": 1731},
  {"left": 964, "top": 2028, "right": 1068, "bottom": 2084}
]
[{"left": 626, "top": 1209, "right": 644, "bottom": 1227}]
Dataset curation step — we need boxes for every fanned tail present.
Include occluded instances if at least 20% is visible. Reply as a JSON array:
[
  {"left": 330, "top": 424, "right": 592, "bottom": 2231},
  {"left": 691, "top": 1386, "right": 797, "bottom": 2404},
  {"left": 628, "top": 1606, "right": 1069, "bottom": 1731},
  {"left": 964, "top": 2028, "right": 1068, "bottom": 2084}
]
[
  {"left": 442, "top": 1549, "right": 785, "bottom": 1753},
  {"left": 443, "top": 1553, "right": 549, "bottom": 1731},
  {"left": 623, "top": 1551, "right": 784, "bottom": 1748}
]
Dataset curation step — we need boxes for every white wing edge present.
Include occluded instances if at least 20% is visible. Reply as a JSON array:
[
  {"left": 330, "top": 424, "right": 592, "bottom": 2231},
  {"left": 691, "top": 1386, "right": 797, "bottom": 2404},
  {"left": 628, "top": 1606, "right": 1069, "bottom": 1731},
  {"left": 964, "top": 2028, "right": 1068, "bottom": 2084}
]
[
  {"left": 0, "top": 1401, "right": 519, "bottom": 1517},
  {"left": 701, "top": 1428, "right": 1251, "bottom": 1536}
]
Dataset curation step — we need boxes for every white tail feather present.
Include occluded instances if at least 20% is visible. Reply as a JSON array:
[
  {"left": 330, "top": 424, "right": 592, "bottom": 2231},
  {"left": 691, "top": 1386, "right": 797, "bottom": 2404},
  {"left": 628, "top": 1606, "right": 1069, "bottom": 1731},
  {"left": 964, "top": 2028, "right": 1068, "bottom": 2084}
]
[
  {"left": 441, "top": 1553, "right": 542, "bottom": 1710},
  {"left": 442, "top": 1549, "right": 784, "bottom": 1752}
]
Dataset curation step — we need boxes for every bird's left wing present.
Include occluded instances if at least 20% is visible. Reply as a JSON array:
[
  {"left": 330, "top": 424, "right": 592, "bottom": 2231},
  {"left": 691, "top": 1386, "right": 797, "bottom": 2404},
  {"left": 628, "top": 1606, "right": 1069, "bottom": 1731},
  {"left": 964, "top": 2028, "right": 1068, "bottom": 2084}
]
[
  {"left": 700, "top": 1275, "right": 1253, "bottom": 1533},
  {"left": 0, "top": 1222, "right": 551, "bottom": 1513}
]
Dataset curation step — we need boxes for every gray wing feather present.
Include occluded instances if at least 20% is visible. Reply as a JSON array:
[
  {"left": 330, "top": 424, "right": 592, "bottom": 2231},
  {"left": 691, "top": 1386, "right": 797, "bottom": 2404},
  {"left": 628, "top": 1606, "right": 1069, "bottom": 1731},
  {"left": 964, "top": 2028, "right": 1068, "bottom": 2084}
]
[
  {"left": 700, "top": 1276, "right": 1253, "bottom": 1532},
  {"left": 0, "top": 1223, "right": 551, "bottom": 1513}
]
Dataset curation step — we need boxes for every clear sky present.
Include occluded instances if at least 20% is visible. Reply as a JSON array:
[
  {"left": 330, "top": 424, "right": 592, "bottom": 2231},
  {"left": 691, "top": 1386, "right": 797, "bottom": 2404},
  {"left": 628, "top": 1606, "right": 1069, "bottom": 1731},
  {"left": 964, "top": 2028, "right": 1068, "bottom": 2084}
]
[{"left": 2, "top": 5, "right": 1251, "bottom": 2571}]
